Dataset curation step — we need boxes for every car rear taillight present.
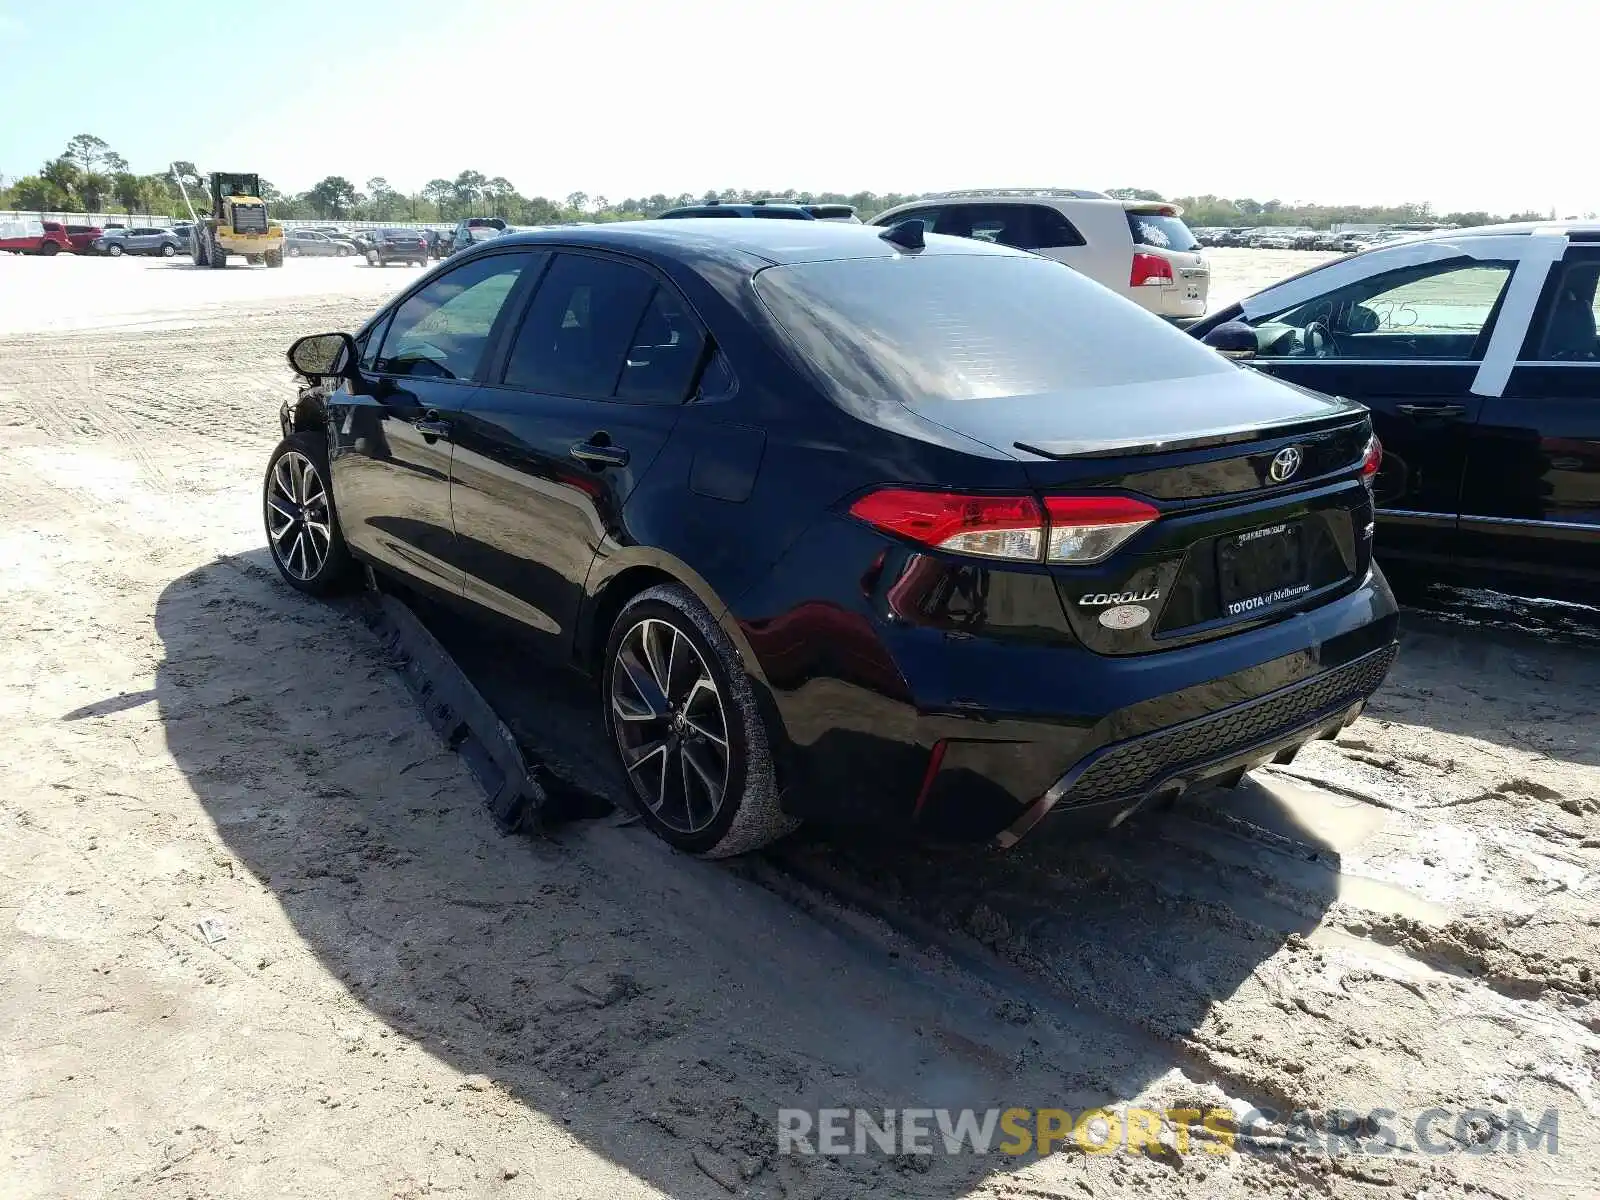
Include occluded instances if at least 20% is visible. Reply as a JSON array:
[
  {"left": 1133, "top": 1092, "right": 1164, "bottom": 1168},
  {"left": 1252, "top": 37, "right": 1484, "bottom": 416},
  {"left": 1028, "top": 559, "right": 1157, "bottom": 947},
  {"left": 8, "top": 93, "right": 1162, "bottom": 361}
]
[
  {"left": 1130, "top": 252, "right": 1174, "bottom": 287},
  {"left": 849, "top": 489, "right": 1044, "bottom": 561},
  {"left": 1043, "top": 495, "right": 1160, "bottom": 563},
  {"left": 1360, "top": 435, "right": 1382, "bottom": 482},
  {"left": 849, "top": 489, "right": 1159, "bottom": 565}
]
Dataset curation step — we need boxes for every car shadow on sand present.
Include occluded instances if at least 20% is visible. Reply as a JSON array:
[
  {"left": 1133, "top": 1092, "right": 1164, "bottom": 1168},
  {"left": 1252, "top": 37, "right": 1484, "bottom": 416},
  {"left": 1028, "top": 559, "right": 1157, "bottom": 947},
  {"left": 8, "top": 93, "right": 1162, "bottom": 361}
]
[{"left": 152, "top": 550, "right": 1345, "bottom": 1197}]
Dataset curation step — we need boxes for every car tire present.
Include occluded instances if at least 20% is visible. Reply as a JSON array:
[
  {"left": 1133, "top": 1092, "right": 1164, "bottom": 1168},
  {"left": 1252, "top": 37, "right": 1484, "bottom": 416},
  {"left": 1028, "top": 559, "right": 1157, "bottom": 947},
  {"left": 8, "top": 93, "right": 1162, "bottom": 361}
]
[
  {"left": 263, "top": 432, "right": 357, "bottom": 596},
  {"left": 336, "top": 246, "right": 349, "bottom": 257},
  {"left": 603, "top": 584, "right": 797, "bottom": 858},
  {"left": 288, "top": 244, "right": 300, "bottom": 257},
  {"left": 41, "top": 241, "right": 60, "bottom": 256},
  {"left": 107, "top": 243, "right": 124, "bottom": 257},
  {"left": 162, "top": 243, "right": 176, "bottom": 257}
]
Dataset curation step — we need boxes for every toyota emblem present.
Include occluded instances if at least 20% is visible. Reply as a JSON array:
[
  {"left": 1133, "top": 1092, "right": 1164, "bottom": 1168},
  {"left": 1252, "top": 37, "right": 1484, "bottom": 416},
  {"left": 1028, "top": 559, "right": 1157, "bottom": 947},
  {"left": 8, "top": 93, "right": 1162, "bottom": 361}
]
[{"left": 1269, "top": 446, "right": 1303, "bottom": 483}]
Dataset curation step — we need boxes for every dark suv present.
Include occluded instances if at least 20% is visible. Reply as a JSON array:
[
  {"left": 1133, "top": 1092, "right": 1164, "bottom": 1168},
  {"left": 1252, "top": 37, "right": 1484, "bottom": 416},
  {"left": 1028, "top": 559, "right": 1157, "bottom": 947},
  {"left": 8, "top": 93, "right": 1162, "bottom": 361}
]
[
  {"left": 446, "top": 216, "right": 510, "bottom": 256},
  {"left": 363, "top": 228, "right": 429, "bottom": 266},
  {"left": 268, "top": 221, "right": 1398, "bottom": 858}
]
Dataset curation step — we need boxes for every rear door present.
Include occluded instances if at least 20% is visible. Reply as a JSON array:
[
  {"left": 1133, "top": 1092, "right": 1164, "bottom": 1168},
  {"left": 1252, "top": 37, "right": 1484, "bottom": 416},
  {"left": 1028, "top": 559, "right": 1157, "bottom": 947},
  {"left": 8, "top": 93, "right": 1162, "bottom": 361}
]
[
  {"left": 1235, "top": 256, "right": 1518, "bottom": 568},
  {"left": 326, "top": 250, "right": 534, "bottom": 593},
  {"left": 450, "top": 250, "right": 702, "bottom": 658},
  {"left": 1458, "top": 246, "right": 1600, "bottom": 595}
]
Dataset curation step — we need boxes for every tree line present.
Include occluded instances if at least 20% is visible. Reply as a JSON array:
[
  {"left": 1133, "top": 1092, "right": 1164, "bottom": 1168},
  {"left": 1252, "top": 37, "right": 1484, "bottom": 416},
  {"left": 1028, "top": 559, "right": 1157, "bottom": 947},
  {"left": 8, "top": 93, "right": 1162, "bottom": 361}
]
[{"left": 0, "top": 134, "right": 1571, "bottom": 230}]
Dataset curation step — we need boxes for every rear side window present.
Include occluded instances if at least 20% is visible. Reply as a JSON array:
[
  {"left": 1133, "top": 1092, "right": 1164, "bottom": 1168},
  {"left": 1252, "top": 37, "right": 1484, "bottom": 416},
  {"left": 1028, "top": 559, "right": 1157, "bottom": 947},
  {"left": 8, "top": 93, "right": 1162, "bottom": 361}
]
[
  {"left": 1031, "top": 206, "right": 1086, "bottom": 249},
  {"left": 615, "top": 289, "right": 707, "bottom": 404},
  {"left": 754, "top": 254, "right": 1229, "bottom": 406},
  {"left": 502, "top": 253, "right": 657, "bottom": 398},
  {"left": 376, "top": 252, "right": 529, "bottom": 379},
  {"left": 1127, "top": 212, "right": 1199, "bottom": 251}
]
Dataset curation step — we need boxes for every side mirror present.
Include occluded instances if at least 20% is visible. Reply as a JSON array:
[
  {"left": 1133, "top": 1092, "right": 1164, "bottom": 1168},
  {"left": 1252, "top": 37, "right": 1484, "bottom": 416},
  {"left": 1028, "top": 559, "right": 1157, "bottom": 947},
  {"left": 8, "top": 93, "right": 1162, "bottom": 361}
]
[
  {"left": 287, "top": 331, "right": 356, "bottom": 379},
  {"left": 1202, "top": 321, "right": 1258, "bottom": 360}
]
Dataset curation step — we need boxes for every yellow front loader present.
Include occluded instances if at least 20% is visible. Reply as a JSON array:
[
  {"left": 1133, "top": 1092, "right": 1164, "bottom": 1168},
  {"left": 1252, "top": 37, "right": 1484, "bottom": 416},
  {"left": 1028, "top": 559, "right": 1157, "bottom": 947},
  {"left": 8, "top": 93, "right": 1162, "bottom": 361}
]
[{"left": 173, "top": 168, "right": 285, "bottom": 268}]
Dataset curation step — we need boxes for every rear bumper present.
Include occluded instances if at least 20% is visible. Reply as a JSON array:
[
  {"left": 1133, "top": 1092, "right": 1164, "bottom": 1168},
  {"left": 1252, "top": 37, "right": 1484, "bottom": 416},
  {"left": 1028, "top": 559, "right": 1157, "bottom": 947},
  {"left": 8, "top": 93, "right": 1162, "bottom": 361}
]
[
  {"left": 747, "top": 562, "right": 1398, "bottom": 842},
  {"left": 1132, "top": 281, "right": 1209, "bottom": 318},
  {"left": 993, "top": 641, "right": 1394, "bottom": 846}
]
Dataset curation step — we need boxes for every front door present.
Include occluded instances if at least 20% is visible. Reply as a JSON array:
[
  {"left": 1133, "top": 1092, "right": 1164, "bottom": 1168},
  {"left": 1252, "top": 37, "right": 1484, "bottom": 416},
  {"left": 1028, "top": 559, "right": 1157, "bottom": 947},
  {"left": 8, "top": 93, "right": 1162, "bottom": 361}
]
[
  {"left": 449, "top": 250, "right": 704, "bottom": 658},
  {"left": 326, "top": 249, "right": 534, "bottom": 594},
  {"left": 1238, "top": 256, "right": 1518, "bottom": 569},
  {"left": 1459, "top": 247, "right": 1600, "bottom": 597}
]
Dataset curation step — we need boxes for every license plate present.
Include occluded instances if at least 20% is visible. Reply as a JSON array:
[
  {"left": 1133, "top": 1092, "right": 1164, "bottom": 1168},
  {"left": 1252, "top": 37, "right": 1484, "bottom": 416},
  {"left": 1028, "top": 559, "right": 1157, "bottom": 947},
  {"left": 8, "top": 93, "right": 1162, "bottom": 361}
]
[{"left": 1218, "top": 522, "right": 1309, "bottom": 617}]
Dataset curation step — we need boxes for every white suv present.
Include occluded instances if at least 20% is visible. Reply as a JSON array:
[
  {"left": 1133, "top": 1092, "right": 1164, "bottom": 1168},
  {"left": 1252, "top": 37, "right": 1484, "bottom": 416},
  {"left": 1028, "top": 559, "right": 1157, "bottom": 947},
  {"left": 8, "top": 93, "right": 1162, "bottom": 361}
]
[{"left": 868, "top": 190, "right": 1210, "bottom": 319}]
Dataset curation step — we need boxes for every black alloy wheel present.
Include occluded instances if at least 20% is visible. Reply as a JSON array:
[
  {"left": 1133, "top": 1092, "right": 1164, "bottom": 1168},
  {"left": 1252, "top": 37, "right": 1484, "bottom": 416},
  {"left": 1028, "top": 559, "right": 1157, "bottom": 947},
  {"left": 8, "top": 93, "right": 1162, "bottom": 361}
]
[
  {"left": 263, "top": 432, "right": 356, "bottom": 595},
  {"left": 610, "top": 616, "right": 732, "bottom": 835},
  {"left": 603, "top": 585, "right": 796, "bottom": 857}
]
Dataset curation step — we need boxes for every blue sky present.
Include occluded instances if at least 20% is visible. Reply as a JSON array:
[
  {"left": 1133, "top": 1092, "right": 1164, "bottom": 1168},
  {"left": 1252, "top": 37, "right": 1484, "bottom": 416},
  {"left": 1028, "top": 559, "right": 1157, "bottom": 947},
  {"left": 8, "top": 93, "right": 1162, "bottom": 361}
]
[{"left": 1, "top": 0, "right": 1591, "bottom": 215}]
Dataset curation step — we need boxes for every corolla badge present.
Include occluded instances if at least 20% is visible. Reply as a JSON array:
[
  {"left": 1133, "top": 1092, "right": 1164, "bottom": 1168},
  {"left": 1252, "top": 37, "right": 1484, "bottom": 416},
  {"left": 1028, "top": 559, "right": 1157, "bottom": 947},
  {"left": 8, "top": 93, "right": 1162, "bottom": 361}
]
[
  {"left": 1268, "top": 446, "right": 1303, "bottom": 483},
  {"left": 1078, "top": 588, "right": 1160, "bottom": 607},
  {"left": 1098, "top": 604, "right": 1151, "bottom": 630}
]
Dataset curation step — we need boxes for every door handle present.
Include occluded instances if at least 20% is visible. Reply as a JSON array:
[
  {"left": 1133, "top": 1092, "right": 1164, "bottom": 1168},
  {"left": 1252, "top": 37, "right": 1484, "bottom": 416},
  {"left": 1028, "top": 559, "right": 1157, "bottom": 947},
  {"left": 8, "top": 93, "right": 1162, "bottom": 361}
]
[
  {"left": 1395, "top": 403, "right": 1467, "bottom": 419},
  {"left": 412, "top": 411, "right": 452, "bottom": 439},
  {"left": 570, "top": 439, "right": 629, "bottom": 468}
]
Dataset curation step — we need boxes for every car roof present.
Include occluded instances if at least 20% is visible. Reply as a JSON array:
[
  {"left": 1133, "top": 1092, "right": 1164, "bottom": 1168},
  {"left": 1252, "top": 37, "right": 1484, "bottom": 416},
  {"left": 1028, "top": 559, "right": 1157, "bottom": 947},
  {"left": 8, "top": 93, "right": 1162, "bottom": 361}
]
[
  {"left": 869, "top": 195, "right": 1173, "bottom": 228},
  {"left": 489, "top": 220, "right": 1036, "bottom": 270},
  {"left": 487, "top": 218, "right": 1035, "bottom": 267}
]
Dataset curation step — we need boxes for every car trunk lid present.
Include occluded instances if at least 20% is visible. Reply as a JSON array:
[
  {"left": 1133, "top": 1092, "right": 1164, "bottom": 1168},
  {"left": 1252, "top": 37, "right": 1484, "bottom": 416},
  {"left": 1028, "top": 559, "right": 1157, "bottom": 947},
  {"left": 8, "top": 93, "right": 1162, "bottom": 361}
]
[{"left": 913, "top": 373, "right": 1374, "bottom": 655}]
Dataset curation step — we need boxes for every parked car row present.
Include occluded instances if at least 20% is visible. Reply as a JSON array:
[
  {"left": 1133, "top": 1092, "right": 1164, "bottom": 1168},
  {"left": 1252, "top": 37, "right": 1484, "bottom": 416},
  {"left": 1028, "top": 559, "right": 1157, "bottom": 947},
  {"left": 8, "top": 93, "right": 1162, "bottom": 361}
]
[
  {"left": 1, "top": 219, "right": 83, "bottom": 255},
  {"left": 1191, "top": 227, "right": 1424, "bottom": 254}
]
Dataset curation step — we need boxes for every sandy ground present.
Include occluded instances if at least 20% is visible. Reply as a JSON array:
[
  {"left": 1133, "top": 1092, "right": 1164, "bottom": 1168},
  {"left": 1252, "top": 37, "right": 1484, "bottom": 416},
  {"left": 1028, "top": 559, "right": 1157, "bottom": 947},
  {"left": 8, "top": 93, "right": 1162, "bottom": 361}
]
[{"left": 0, "top": 251, "right": 1596, "bottom": 1200}]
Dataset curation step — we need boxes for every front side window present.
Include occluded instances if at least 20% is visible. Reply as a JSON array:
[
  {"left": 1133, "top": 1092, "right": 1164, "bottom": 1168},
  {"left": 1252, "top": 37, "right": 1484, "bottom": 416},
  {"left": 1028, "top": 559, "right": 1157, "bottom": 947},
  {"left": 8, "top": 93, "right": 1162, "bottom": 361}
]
[
  {"left": 375, "top": 252, "right": 528, "bottom": 380},
  {"left": 502, "top": 253, "right": 659, "bottom": 398},
  {"left": 1247, "top": 258, "right": 1514, "bottom": 361}
]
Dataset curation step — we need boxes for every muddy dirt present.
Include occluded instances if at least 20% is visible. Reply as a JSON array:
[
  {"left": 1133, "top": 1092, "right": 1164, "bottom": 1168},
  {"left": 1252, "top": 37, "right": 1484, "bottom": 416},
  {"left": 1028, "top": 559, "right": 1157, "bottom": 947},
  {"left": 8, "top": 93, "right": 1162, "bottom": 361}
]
[{"left": 1, "top": 252, "right": 1595, "bottom": 1199}]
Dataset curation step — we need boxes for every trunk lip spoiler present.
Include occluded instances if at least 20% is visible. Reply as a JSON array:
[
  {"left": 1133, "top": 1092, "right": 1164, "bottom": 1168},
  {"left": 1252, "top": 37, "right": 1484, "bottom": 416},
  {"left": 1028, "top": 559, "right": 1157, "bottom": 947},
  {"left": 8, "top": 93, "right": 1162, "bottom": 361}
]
[{"left": 1013, "top": 409, "right": 1368, "bottom": 461}]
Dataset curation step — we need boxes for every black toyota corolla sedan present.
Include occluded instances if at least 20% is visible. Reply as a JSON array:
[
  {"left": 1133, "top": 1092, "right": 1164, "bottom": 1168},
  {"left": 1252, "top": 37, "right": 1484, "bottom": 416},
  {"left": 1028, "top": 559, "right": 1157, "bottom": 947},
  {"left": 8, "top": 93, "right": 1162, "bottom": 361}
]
[{"left": 266, "top": 219, "right": 1399, "bottom": 857}]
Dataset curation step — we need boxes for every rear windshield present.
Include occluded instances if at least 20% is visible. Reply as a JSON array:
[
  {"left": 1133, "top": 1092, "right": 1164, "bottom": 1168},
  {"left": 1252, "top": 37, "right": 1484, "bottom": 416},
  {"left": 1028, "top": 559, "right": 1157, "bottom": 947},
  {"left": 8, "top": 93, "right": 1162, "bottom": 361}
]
[
  {"left": 753, "top": 254, "right": 1229, "bottom": 406},
  {"left": 1126, "top": 212, "right": 1198, "bottom": 251}
]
